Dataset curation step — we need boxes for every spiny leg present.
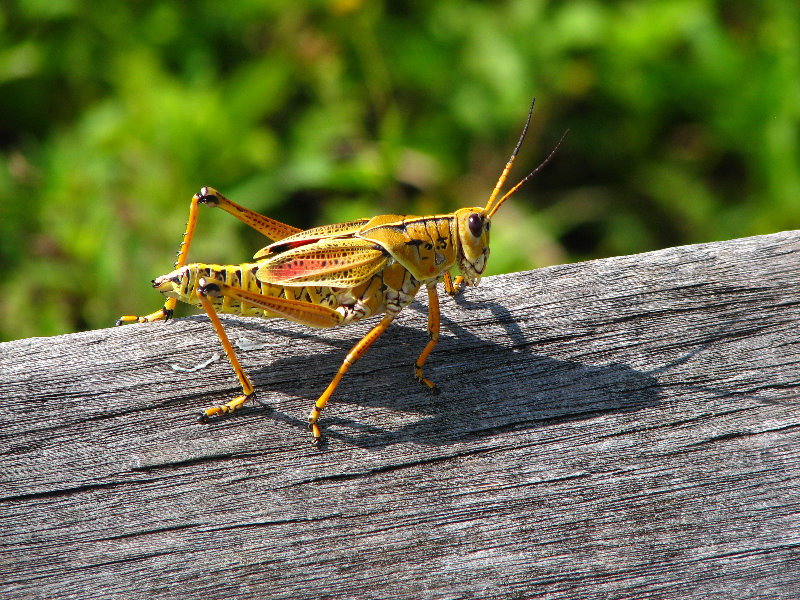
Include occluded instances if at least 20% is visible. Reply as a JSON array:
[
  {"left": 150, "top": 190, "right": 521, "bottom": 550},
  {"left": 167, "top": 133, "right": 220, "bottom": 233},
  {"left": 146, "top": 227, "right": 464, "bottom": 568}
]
[
  {"left": 116, "top": 190, "right": 204, "bottom": 325},
  {"left": 309, "top": 314, "right": 395, "bottom": 445},
  {"left": 116, "top": 187, "right": 302, "bottom": 326},
  {"left": 414, "top": 283, "right": 441, "bottom": 394},
  {"left": 195, "top": 280, "right": 255, "bottom": 420},
  {"left": 195, "top": 186, "right": 301, "bottom": 242}
]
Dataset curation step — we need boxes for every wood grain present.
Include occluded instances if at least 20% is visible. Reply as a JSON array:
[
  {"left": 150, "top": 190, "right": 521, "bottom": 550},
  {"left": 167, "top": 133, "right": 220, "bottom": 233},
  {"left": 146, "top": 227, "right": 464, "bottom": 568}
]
[{"left": 2, "top": 231, "right": 800, "bottom": 599}]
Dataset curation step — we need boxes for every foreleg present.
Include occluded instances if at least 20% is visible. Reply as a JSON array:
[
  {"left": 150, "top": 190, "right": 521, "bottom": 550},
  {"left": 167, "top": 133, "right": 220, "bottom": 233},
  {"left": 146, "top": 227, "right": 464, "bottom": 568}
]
[
  {"left": 414, "top": 283, "right": 442, "bottom": 394},
  {"left": 443, "top": 271, "right": 464, "bottom": 296}
]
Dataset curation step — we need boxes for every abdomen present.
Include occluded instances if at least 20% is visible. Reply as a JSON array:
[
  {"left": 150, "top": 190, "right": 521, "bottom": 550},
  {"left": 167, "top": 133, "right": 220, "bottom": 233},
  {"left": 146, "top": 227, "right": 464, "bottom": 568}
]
[{"left": 152, "top": 261, "right": 422, "bottom": 324}]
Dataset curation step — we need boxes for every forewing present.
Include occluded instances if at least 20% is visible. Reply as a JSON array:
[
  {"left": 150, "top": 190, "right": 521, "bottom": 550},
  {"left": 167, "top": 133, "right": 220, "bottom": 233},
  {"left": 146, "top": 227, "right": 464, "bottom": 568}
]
[
  {"left": 253, "top": 219, "right": 372, "bottom": 260},
  {"left": 257, "top": 237, "right": 389, "bottom": 287}
]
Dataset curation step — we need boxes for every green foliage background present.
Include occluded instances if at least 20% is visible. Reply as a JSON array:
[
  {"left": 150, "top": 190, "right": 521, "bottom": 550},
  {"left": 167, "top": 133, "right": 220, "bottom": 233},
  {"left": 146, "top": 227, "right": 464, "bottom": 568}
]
[{"left": 1, "top": 1, "right": 798, "bottom": 341}]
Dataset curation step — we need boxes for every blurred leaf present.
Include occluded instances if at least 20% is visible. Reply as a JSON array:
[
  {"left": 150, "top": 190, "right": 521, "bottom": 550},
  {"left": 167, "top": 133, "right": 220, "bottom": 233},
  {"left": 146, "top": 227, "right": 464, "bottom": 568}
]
[{"left": 1, "top": 0, "right": 799, "bottom": 340}]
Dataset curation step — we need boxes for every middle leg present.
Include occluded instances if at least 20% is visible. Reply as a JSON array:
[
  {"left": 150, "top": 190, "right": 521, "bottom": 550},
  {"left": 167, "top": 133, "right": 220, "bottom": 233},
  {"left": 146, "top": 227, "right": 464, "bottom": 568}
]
[
  {"left": 309, "top": 314, "right": 395, "bottom": 444},
  {"left": 414, "top": 283, "right": 441, "bottom": 394}
]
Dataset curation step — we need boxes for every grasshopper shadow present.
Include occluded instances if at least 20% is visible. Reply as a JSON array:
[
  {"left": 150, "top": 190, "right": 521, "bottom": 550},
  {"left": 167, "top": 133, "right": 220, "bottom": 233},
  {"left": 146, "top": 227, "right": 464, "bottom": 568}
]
[{"left": 230, "top": 295, "right": 663, "bottom": 449}]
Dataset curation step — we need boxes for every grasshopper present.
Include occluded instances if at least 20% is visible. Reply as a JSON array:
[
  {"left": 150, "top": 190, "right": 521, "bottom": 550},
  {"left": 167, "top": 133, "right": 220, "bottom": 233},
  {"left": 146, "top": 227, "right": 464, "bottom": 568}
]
[{"left": 117, "top": 99, "right": 566, "bottom": 444}]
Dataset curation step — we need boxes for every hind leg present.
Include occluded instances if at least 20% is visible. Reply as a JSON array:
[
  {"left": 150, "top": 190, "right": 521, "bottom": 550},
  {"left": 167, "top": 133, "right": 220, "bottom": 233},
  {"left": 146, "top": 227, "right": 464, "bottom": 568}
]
[{"left": 117, "top": 187, "right": 303, "bottom": 325}]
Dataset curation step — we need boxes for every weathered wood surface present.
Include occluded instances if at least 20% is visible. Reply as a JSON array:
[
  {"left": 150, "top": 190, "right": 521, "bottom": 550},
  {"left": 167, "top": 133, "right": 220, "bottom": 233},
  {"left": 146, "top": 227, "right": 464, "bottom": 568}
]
[{"left": 2, "top": 231, "right": 800, "bottom": 599}]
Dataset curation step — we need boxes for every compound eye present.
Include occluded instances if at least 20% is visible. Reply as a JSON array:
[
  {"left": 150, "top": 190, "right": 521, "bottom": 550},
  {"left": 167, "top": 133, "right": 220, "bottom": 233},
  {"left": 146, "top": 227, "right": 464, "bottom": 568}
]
[{"left": 468, "top": 213, "right": 482, "bottom": 238}]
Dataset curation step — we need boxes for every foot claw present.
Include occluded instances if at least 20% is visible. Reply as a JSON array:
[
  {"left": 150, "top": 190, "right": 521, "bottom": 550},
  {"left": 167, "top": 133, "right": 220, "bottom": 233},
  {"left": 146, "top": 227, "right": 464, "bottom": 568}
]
[
  {"left": 309, "top": 421, "right": 324, "bottom": 446},
  {"left": 199, "top": 393, "right": 253, "bottom": 424},
  {"left": 415, "top": 374, "right": 440, "bottom": 394}
]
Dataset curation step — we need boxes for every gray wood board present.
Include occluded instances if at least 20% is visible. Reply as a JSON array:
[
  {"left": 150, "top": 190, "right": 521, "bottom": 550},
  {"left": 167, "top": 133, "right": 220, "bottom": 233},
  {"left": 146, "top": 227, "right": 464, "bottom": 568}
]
[{"left": 2, "top": 230, "right": 800, "bottom": 599}]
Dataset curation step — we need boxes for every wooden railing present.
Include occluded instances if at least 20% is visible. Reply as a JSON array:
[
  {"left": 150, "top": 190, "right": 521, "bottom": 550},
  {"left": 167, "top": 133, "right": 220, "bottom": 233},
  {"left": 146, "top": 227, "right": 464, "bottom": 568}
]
[{"left": 2, "top": 230, "right": 800, "bottom": 599}]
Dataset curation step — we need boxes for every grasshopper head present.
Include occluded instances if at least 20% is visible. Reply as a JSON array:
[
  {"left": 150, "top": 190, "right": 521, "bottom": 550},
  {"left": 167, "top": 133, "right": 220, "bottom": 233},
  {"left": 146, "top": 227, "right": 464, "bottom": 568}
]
[{"left": 454, "top": 207, "right": 491, "bottom": 286}]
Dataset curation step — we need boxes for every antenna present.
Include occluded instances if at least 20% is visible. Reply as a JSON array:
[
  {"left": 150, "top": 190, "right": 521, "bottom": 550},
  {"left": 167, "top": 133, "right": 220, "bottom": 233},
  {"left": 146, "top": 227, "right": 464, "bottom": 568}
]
[
  {"left": 486, "top": 127, "right": 569, "bottom": 219},
  {"left": 486, "top": 129, "right": 569, "bottom": 219},
  {"left": 484, "top": 97, "right": 536, "bottom": 216}
]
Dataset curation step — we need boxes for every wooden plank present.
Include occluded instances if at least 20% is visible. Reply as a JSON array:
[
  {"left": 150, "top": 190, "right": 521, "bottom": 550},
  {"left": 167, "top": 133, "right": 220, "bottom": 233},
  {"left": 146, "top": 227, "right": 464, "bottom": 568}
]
[{"left": 2, "top": 230, "right": 800, "bottom": 599}]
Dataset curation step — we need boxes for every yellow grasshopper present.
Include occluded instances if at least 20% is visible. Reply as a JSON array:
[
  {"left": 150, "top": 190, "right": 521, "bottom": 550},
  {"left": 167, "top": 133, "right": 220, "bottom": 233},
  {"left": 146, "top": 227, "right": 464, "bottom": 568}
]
[{"left": 118, "top": 99, "right": 566, "bottom": 444}]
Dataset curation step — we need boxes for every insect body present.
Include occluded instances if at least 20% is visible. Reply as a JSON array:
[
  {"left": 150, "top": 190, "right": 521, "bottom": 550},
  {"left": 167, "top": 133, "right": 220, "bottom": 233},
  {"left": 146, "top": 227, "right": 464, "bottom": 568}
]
[{"left": 117, "top": 99, "right": 566, "bottom": 444}]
